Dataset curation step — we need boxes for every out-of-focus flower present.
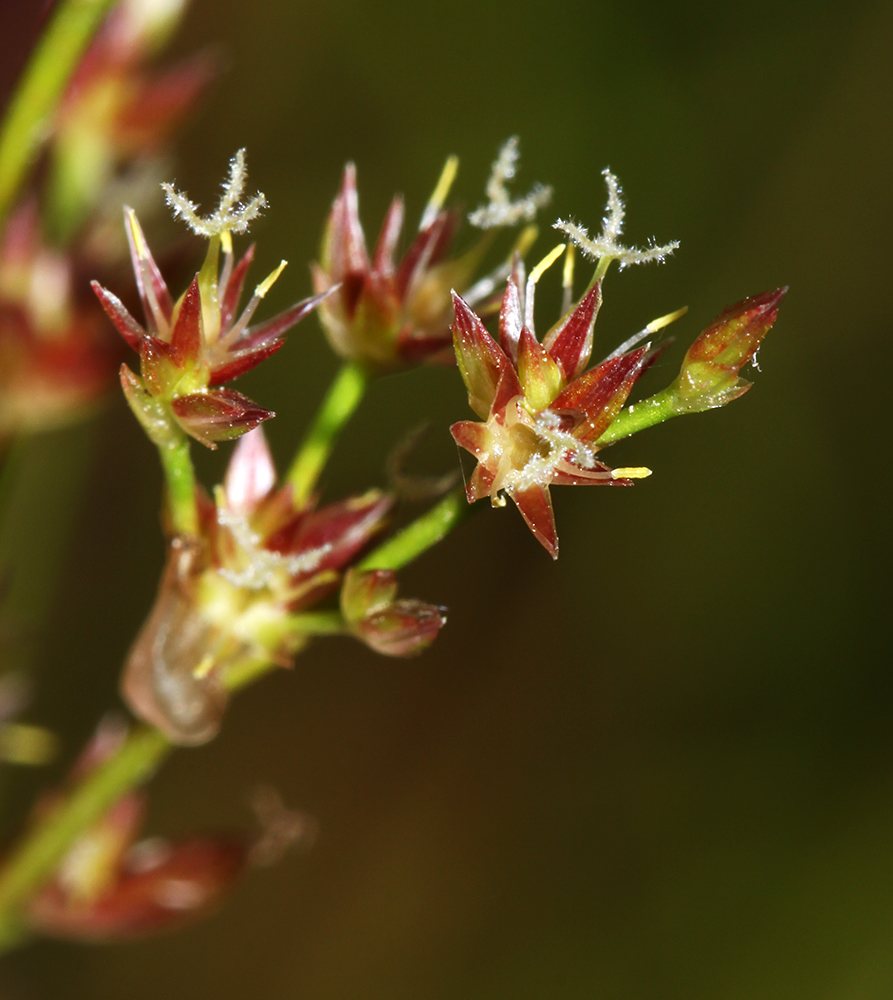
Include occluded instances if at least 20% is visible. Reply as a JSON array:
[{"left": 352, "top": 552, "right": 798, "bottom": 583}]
[
  {"left": 340, "top": 567, "right": 445, "bottom": 657},
  {"left": 0, "top": 202, "right": 117, "bottom": 435},
  {"left": 92, "top": 151, "right": 329, "bottom": 448},
  {"left": 47, "top": 0, "right": 214, "bottom": 239},
  {"left": 450, "top": 250, "right": 653, "bottom": 559},
  {"left": 313, "top": 138, "right": 550, "bottom": 370},
  {"left": 122, "top": 426, "right": 442, "bottom": 744},
  {"left": 22, "top": 719, "right": 250, "bottom": 941}
]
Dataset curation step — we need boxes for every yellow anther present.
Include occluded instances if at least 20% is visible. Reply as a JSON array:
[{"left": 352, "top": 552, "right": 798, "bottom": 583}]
[
  {"left": 220, "top": 230, "right": 233, "bottom": 255},
  {"left": 645, "top": 305, "right": 688, "bottom": 334},
  {"left": 0, "top": 723, "right": 57, "bottom": 765},
  {"left": 562, "top": 242, "right": 576, "bottom": 291},
  {"left": 611, "top": 467, "right": 652, "bottom": 480},
  {"left": 255, "top": 260, "right": 287, "bottom": 298},
  {"left": 126, "top": 208, "right": 148, "bottom": 257},
  {"left": 511, "top": 224, "right": 539, "bottom": 260},
  {"left": 529, "top": 243, "right": 566, "bottom": 285},
  {"left": 425, "top": 155, "right": 459, "bottom": 220},
  {"left": 193, "top": 655, "right": 215, "bottom": 680}
]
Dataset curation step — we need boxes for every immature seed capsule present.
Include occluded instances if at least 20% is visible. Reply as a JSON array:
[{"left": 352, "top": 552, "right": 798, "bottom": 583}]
[{"left": 121, "top": 537, "right": 228, "bottom": 745}]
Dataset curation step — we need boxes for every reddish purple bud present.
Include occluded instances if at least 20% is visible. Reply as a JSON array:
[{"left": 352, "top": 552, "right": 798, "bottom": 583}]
[
  {"left": 171, "top": 390, "right": 274, "bottom": 449},
  {"left": 26, "top": 834, "right": 249, "bottom": 942},
  {"left": 674, "top": 288, "right": 787, "bottom": 410},
  {"left": 354, "top": 600, "right": 447, "bottom": 657},
  {"left": 341, "top": 568, "right": 446, "bottom": 657}
]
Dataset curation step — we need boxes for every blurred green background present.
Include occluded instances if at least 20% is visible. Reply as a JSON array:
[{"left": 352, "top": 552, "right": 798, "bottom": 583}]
[{"left": 3, "top": 0, "right": 893, "bottom": 996}]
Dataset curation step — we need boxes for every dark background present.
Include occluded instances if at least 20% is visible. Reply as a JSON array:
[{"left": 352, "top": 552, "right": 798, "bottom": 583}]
[{"left": 3, "top": 0, "right": 893, "bottom": 996}]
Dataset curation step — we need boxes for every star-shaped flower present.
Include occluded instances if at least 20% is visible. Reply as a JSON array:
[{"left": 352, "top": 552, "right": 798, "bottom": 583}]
[
  {"left": 450, "top": 252, "right": 652, "bottom": 559},
  {"left": 92, "top": 152, "right": 329, "bottom": 447}
]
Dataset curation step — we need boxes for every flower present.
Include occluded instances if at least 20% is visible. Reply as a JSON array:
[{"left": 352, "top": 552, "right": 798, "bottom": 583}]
[
  {"left": 122, "top": 427, "right": 443, "bottom": 744},
  {"left": 0, "top": 202, "right": 118, "bottom": 436},
  {"left": 450, "top": 251, "right": 653, "bottom": 559},
  {"left": 48, "top": 0, "right": 214, "bottom": 238},
  {"left": 312, "top": 139, "right": 550, "bottom": 370},
  {"left": 23, "top": 719, "right": 250, "bottom": 941},
  {"left": 92, "top": 151, "right": 329, "bottom": 447}
]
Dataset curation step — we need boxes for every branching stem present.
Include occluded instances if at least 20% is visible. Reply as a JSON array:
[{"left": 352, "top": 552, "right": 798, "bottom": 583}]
[
  {"left": 596, "top": 388, "right": 681, "bottom": 446},
  {"left": 359, "top": 488, "right": 466, "bottom": 571}
]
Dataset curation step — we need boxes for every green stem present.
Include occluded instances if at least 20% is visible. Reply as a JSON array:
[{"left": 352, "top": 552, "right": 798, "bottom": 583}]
[
  {"left": 359, "top": 488, "right": 466, "bottom": 571},
  {"left": 596, "top": 388, "right": 682, "bottom": 447},
  {"left": 286, "top": 362, "right": 369, "bottom": 507},
  {"left": 0, "top": 0, "right": 118, "bottom": 230},
  {"left": 0, "top": 424, "right": 97, "bottom": 674},
  {"left": 0, "top": 725, "right": 171, "bottom": 950},
  {"left": 285, "top": 610, "right": 346, "bottom": 635},
  {"left": 0, "top": 488, "right": 467, "bottom": 950},
  {"left": 158, "top": 436, "right": 198, "bottom": 536}
]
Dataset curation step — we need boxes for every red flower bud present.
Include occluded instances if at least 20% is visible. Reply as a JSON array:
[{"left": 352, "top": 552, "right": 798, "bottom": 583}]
[{"left": 673, "top": 288, "right": 787, "bottom": 411}]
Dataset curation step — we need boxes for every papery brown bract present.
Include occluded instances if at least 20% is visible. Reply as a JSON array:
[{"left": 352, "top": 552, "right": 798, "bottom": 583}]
[
  {"left": 122, "top": 536, "right": 228, "bottom": 746},
  {"left": 120, "top": 428, "right": 394, "bottom": 743}
]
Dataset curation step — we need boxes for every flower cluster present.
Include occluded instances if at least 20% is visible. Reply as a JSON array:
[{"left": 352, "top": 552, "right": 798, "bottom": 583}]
[
  {"left": 451, "top": 168, "right": 785, "bottom": 558},
  {"left": 123, "top": 427, "right": 445, "bottom": 744}
]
